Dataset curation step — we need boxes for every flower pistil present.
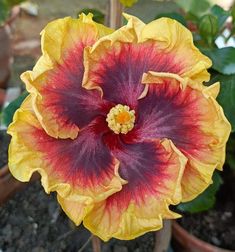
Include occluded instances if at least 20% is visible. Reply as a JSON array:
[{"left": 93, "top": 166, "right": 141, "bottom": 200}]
[{"left": 106, "top": 104, "right": 135, "bottom": 134}]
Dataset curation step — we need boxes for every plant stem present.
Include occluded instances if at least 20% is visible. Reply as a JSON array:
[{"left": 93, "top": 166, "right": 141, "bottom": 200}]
[
  {"left": 91, "top": 235, "right": 101, "bottom": 252},
  {"left": 77, "top": 234, "right": 93, "bottom": 252},
  {"left": 57, "top": 229, "right": 76, "bottom": 241},
  {"left": 109, "top": 0, "right": 124, "bottom": 29},
  {"left": 153, "top": 220, "right": 172, "bottom": 252}
]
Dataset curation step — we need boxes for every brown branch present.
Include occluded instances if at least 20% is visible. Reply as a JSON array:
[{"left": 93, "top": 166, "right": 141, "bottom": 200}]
[
  {"left": 91, "top": 235, "right": 101, "bottom": 252},
  {"left": 153, "top": 220, "right": 172, "bottom": 252},
  {"left": 109, "top": 0, "right": 124, "bottom": 29}
]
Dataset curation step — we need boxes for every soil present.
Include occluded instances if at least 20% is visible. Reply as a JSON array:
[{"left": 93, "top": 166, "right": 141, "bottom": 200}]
[
  {"left": 179, "top": 168, "right": 235, "bottom": 250},
  {"left": 0, "top": 129, "right": 155, "bottom": 252},
  {"left": 0, "top": 181, "right": 155, "bottom": 252},
  {"left": 0, "top": 130, "right": 10, "bottom": 168}
]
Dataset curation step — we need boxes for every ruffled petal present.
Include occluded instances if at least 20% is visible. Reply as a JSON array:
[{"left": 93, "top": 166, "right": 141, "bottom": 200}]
[
  {"left": 83, "top": 14, "right": 211, "bottom": 108},
  {"left": 140, "top": 15, "right": 212, "bottom": 83},
  {"left": 8, "top": 96, "right": 125, "bottom": 207},
  {"left": 21, "top": 14, "right": 113, "bottom": 139},
  {"left": 83, "top": 138, "right": 186, "bottom": 241},
  {"left": 129, "top": 74, "right": 231, "bottom": 201},
  {"left": 57, "top": 195, "right": 92, "bottom": 226}
]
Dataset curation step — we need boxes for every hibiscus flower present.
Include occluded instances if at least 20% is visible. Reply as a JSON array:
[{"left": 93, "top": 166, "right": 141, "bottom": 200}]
[{"left": 8, "top": 13, "right": 231, "bottom": 241}]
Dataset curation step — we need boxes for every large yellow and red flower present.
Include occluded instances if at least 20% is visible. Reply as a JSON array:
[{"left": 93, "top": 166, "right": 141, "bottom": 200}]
[{"left": 8, "top": 13, "right": 231, "bottom": 241}]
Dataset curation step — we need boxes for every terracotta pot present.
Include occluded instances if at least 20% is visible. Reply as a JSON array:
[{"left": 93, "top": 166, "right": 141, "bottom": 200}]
[
  {"left": 0, "top": 164, "right": 38, "bottom": 206},
  {"left": 172, "top": 221, "right": 235, "bottom": 252},
  {"left": 0, "top": 88, "right": 6, "bottom": 106},
  {"left": 0, "top": 6, "right": 20, "bottom": 89}
]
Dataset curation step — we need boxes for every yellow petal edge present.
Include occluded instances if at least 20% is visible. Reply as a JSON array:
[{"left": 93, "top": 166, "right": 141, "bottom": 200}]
[
  {"left": 83, "top": 13, "right": 212, "bottom": 92},
  {"left": 7, "top": 95, "right": 126, "bottom": 226},
  {"left": 83, "top": 139, "right": 187, "bottom": 241},
  {"left": 142, "top": 71, "right": 231, "bottom": 201},
  {"left": 21, "top": 13, "right": 113, "bottom": 140}
]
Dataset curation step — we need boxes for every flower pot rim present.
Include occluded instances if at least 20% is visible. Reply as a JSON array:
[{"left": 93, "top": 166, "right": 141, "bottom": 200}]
[
  {"left": 172, "top": 220, "right": 235, "bottom": 252},
  {"left": 0, "top": 164, "right": 39, "bottom": 206},
  {"left": 0, "top": 88, "right": 6, "bottom": 106}
]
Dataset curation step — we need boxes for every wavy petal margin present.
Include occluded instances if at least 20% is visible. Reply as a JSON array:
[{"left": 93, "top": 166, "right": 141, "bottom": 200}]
[
  {"left": 82, "top": 138, "right": 186, "bottom": 241},
  {"left": 139, "top": 15, "right": 212, "bottom": 83},
  {"left": 21, "top": 14, "right": 113, "bottom": 139},
  {"left": 134, "top": 72, "right": 231, "bottom": 201},
  {"left": 8, "top": 96, "right": 126, "bottom": 214},
  {"left": 82, "top": 13, "right": 211, "bottom": 107}
]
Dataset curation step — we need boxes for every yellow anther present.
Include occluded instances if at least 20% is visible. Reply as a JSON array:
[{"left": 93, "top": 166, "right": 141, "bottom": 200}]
[{"left": 106, "top": 104, "right": 135, "bottom": 134}]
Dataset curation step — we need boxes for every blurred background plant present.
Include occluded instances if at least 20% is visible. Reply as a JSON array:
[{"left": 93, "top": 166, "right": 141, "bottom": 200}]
[{"left": 0, "top": 0, "right": 25, "bottom": 25}]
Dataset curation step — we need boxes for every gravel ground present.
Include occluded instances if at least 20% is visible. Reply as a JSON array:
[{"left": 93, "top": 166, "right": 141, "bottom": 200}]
[
  {"left": 0, "top": 180, "right": 155, "bottom": 252},
  {"left": 0, "top": 131, "right": 10, "bottom": 168}
]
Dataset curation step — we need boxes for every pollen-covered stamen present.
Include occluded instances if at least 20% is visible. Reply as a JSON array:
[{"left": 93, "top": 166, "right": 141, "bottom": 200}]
[{"left": 106, "top": 104, "right": 135, "bottom": 134}]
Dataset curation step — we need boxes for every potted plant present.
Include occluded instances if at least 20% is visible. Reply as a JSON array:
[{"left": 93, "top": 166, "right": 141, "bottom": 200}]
[
  {"left": 161, "top": 1, "right": 235, "bottom": 251},
  {"left": 0, "top": 0, "right": 234, "bottom": 251},
  {"left": 173, "top": 164, "right": 235, "bottom": 252}
]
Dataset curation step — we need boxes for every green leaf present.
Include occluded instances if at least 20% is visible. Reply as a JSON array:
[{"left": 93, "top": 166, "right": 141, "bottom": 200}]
[
  {"left": 119, "top": 0, "right": 138, "bottom": 8},
  {"left": 203, "top": 47, "right": 235, "bottom": 75},
  {"left": 0, "top": 0, "right": 9, "bottom": 25},
  {"left": 176, "top": 0, "right": 211, "bottom": 18},
  {"left": 77, "top": 8, "right": 105, "bottom": 24},
  {"left": 155, "top": 12, "right": 187, "bottom": 26},
  {"left": 199, "top": 14, "right": 219, "bottom": 46},
  {"left": 231, "top": 4, "right": 235, "bottom": 23},
  {"left": 211, "top": 5, "right": 230, "bottom": 29},
  {"left": 231, "top": 4, "right": 235, "bottom": 36},
  {"left": 6, "top": 0, "right": 25, "bottom": 7},
  {"left": 209, "top": 73, "right": 235, "bottom": 131},
  {"left": 1, "top": 91, "right": 28, "bottom": 127},
  {"left": 226, "top": 134, "right": 235, "bottom": 170},
  {"left": 227, "top": 152, "right": 235, "bottom": 170},
  {"left": 0, "top": 0, "right": 25, "bottom": 25},
  {"left": 177, "top": 172, "right": 223, "bottom": 213}
]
